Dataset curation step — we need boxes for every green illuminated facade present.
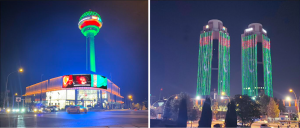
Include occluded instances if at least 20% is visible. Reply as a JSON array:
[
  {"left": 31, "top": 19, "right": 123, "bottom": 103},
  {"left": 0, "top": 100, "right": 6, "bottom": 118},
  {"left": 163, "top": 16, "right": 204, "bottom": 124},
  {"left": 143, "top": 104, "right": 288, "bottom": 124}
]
[
  {"left": 241, "top": 34, "right": 258, "bottom": 96},
  {"left": 241, "top": 23, "right": 273, "bottom": 97},
  {"left": 197, "top": 20, "right": 230, "bottom": 97}
]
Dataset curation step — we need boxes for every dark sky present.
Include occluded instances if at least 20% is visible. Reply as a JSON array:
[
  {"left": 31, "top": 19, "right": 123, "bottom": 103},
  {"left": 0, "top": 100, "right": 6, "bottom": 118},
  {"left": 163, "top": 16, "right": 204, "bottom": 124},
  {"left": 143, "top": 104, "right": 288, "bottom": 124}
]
[
  {"left": 0, "top": 1, "right": 148, "bottom": 103},
  {"left": 151, "top": 1, "right": 300, "bottom": 100}
]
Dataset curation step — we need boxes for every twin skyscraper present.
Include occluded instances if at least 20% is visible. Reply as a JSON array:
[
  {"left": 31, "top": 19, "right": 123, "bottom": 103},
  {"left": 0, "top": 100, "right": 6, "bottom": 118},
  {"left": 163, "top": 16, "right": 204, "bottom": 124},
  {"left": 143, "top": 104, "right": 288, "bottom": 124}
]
[{"left": 196, "top": 19, "right": 273, "bottom": 98}]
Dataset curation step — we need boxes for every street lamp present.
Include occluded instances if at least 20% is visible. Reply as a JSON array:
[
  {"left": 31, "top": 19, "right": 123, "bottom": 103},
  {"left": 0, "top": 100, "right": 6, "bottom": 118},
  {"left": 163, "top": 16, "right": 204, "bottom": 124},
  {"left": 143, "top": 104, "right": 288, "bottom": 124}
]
[
  {"left": 15, "top": 93, "right": 18, "bottom": 96},
  {"left": 3, "top": 68, "right": 24, "bottom": 109},
  {"left": 196, "top": 96, "right": 200, "bottom": 100},
  {"left": 128, "top": 95, "right": 132, "bottom": 100},
  {"left": 289, "top": 89, "right": 299, "bottom": 120},
  {"left": 221, "top": 92, "right": 230, "bottom": 102}
]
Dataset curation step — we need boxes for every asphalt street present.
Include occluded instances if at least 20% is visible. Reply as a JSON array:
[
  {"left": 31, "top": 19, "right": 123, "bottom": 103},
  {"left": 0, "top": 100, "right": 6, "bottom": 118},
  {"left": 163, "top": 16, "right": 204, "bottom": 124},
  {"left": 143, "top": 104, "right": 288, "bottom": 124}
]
[{"left": 0, "top": 110, "right": 148, "bottom": 127}]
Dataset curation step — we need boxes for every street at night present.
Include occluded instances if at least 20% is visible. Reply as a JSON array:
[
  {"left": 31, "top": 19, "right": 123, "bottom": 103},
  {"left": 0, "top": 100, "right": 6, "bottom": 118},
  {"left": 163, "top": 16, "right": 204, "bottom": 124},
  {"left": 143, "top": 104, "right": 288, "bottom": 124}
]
[{"left": 0, "top": 110, "right": 147, "bottom": 127}]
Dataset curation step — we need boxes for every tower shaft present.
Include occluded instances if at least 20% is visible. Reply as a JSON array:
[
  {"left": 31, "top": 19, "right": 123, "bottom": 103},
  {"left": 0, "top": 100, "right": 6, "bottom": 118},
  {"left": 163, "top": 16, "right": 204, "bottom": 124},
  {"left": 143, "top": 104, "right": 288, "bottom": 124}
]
[{"left": 86, "top": 32, "right": 96, "bottom": 72}]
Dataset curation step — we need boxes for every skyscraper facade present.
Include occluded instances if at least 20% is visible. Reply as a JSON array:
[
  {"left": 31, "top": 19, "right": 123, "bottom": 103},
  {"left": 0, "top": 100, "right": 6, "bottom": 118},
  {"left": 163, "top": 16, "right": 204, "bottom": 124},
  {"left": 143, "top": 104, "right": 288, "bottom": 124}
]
[
  {"left": 241, "top": 23, "right": 273, "bottom": 97},
  {"left": 197, "top": 19, "right": 230, "bottom": 97}
]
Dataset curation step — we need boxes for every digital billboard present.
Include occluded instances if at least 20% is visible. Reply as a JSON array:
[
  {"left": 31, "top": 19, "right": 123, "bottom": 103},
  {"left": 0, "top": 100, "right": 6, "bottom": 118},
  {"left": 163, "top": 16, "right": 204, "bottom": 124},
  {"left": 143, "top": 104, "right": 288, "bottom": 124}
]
[
  {"left": 63, "top": 74, "right": 91, "bottom": 88},
  {"left": 91, "top": 74, "right": 107, "bottom": 89},
  {"left": 62, "top": 74, "right": 107, "bottom": 89}
]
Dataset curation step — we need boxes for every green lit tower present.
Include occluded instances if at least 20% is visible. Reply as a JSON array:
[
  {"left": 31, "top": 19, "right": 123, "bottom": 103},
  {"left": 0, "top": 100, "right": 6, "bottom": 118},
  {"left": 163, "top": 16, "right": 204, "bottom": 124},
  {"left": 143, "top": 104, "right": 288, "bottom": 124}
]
[
  {"left": 197, "top": 19, "right": 230, "bottom": 97},
  {"left": 241, "top": 23, "right": 273, "bottom": 97},
  {"left": 78, "top": 10, "right": 103, "bottom": 72}
]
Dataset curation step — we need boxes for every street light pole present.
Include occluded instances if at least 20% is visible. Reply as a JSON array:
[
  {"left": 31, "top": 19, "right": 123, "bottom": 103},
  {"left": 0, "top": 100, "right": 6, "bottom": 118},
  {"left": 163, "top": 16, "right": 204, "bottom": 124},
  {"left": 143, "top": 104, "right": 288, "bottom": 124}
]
[
  {"left": 290, "top": 89, "right": 299, "bottom": 120},
  {"left": 3, "top": 71, "right": 19, "bottom": 109}
]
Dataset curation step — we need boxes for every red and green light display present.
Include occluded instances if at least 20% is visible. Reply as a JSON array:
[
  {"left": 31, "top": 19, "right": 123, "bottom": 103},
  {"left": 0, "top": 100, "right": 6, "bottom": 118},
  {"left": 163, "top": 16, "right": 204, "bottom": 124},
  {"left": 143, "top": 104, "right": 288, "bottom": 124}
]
[
  {"left": 79, "top": 11, "right": 103, "bottom": 72},
  {"left": 197, "top": 31, "right": 230, "bottom": 96},
  {"left": 241, "top": 34, "right": 273, "bottom": 97}
]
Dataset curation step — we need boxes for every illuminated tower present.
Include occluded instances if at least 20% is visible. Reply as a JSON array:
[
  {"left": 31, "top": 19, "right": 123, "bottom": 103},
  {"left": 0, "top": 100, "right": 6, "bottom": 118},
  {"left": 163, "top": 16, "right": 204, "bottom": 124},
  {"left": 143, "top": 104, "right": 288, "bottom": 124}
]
[
  {"left": 197, "top": 19, "right": 230, "bottom": 97},
  {"left": 78, "top": 10, "right": 103, "bottom": 72},
  {"left": 241, "top": 23, "right": 273, "bottom": 97}
]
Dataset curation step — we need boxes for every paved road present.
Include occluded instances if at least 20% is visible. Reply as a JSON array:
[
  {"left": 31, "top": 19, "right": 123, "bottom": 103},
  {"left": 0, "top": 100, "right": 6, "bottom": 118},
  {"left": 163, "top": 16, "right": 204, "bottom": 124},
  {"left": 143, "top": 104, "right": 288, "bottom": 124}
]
[{"left": 0, "top": 110, "right": 148, "bottom": 127}]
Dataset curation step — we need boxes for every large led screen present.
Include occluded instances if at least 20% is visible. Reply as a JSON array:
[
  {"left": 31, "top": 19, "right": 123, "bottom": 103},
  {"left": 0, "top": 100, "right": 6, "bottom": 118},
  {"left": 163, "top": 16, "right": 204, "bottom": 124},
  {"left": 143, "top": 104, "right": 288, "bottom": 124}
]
[
  {"left": 62, "top": 74, "right": 91, "bottom": 88},
  {"left": 62, "top": 74, "right": 107, "bottom": 89},
  {"left": 91, "top": 74, "right": 107, "bottom": 89}
]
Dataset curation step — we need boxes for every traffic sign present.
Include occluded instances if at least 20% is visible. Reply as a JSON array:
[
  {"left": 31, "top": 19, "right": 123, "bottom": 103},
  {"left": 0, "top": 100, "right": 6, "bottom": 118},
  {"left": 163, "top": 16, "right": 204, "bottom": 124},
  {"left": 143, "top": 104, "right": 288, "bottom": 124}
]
[{"left": 16, "top": 97, "right": 21, "bottom": 102}]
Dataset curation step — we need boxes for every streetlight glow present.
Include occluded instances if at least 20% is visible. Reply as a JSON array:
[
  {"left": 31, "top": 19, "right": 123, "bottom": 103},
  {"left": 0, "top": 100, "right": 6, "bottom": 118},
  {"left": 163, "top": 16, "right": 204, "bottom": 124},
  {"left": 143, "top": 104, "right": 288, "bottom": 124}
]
[
  {"left": 289, "top": 89, "right": 293, "bottom": 92},
  {"left": 221, "top": 92, "right": 225, "bottom": 95},
  {"left": 286, "top": 96, "right": 291, "bottom": 101},
  {"left": 19, "top": 68, "right": 23, "bottom": 72},
  {"left": 221, "top": 96, "right": 224, "bottom": 100},
  {"left": 196, "top": 96, "right": 200, "bottom": 100},
  {"left": 15, "top": 93, "right": 17, "bottom": 96},
  {"left": 128, "top": 95, "right": 132, "bottom": 99}
]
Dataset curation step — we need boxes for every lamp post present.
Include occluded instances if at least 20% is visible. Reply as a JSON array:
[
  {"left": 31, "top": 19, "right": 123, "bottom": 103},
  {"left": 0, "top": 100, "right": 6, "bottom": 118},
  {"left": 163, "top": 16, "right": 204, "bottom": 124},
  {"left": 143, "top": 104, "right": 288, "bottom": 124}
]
[
  {"left": 3, "top": 68, "right": 23, "bottom": 109},
  {"left": 289, "top": 89, "right": 299, "bottom": 120},
  {"left": 286, "top": 96, "right": 292, "bottom": 120},
  {"left": 128, "top": 95, "right": 132, "bottom": 109},
  {"left": 221, "top": 92, "right": 230, "bottom": 102},
  {"left": 40, "top": 74, "right": 43, "bottom": 103}
]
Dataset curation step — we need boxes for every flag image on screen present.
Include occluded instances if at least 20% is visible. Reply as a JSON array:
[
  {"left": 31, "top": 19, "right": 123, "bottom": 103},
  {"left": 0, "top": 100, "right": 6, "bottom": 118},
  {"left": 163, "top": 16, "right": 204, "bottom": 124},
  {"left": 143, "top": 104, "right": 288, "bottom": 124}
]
[{"left": 92, "top": 74, "right": 107, "bottom": 89}]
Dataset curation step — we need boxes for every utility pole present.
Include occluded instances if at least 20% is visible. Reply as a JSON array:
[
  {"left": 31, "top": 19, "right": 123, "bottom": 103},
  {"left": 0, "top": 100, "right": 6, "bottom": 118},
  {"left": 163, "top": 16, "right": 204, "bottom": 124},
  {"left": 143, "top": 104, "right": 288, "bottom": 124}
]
[
  {"left": 41, "top": 74, "right": 43, "bottom": 103},
  {"left": 158, "top": 88, "right": 162, "bottom": 100},
  {"left": 22, "top": 99, "right": 25, "bottom": 108}
]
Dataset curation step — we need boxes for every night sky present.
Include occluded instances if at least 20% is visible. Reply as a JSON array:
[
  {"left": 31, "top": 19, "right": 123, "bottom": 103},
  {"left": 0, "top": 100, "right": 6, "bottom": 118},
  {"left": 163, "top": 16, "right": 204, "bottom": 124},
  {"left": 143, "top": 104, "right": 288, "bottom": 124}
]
[
  {"left": 0, "top": 1, "right": 148, "bottom": 103},
  {"left": 151, "top": 1, "right": 300, "bottom": 100}
]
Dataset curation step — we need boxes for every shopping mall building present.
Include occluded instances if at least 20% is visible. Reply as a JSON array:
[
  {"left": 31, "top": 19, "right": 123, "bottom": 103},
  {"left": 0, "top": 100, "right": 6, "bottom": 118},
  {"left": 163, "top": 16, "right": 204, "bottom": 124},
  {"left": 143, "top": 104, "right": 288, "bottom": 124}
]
[{"left": 24, "top": 74, "right": 124, "bottom": 109}]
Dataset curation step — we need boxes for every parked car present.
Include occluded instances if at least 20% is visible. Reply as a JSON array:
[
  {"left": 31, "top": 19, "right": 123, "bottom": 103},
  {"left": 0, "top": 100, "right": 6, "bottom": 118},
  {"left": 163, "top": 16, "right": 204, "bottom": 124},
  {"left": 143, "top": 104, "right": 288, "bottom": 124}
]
[
  {"left": 66, "top": 105, "right": 87, "bottom": 114},
  {"left": 260, "top": 124, "right": 271, "bottom": 128},
  {"left": 45, "top": 106, "right": 59, "bottom": 112}
]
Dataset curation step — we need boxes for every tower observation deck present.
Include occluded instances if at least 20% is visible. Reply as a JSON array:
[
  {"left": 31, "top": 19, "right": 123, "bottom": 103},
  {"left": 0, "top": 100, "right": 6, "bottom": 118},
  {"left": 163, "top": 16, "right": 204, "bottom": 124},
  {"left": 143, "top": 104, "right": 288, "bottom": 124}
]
[{"left": 78, "top": 10, "right": 103, "bottom": 72}]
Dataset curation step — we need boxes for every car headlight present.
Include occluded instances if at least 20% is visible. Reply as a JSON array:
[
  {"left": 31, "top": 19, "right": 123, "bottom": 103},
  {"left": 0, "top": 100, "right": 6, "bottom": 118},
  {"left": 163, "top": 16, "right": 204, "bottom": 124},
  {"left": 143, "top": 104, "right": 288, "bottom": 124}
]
[
  {"left": 7, "top": 109, "right": 10, "bottom": 112},
  {"left": 16, "top": 109, "right": 20, "bottom": 112},
  {"left": 55, "top": 108, "right": 58, "bottom": 110},
  {"left": 34, "top": 109, "right": 37, "bottom": 112},
  {"left": 21, "top": 109, "right": 25, "bottom": 112}
]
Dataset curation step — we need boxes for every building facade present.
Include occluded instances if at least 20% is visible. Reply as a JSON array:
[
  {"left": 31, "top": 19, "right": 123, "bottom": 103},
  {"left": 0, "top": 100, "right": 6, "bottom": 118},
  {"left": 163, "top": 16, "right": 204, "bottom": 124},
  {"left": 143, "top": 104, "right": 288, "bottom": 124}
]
[
  {"left": 241, "top": 23, "right": 273, "bottom": 97},
  {"left": 197, "top": 19, "right": 231, "bottom": 97},
  {"left": 24, "top": 74, "right": 123, "bottom": 109}
]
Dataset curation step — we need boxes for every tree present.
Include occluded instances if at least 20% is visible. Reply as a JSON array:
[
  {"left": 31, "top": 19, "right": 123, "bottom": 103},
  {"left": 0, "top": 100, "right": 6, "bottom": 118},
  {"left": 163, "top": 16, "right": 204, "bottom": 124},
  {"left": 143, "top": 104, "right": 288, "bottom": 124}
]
[
  {"left": 142, "top": 105, "right": 147, "bottom": 110},
  {"left": 259, "top": 94, "right": 270, "bottom": 115},
  {"left": 177, "top": 99, "right": 188, "bottom": 127},
  {"left": 267, "top": 98, "right": 280, "bottom": 122},
  {"left": 212, "top": 101, "right": 218, "bottom": 120},
  {"left": 151, "top": 109, "right": 157, "bottom": 117},
  {"left": 170, "top": 92, "right": 193, "bottom": 121},
  {"left": 225, "top": 100, "right": 237, "bottom": 127},
  {"left": 163, "top": 97, "right": 174, "bottom": 120},
  {"left": 278, "top": 99, "right": 286, "bottom": 112},
  {"left": 235, "top": 94, "right": 261, "bottom": 126},
  {"left": 198, "top": 97, "right": 212, "bottom": 127},
  {"left": 189, "top": 107, "right": 200, "bottom": 127}
]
